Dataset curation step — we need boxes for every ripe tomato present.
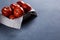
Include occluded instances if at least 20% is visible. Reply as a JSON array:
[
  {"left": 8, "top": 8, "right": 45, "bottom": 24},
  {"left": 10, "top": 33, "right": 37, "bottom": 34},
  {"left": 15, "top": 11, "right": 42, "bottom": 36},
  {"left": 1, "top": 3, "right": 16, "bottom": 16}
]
[
  {"left": 2, "top": 6, "right": 12, "bottom": 17},
  {"left": 10, "top": 4, "right": 20, "bottom": 10},
  {"left": 17, "top": 1, "right": 25, "bottom": 6},
  {"left": 21, "top": 3, "right": 31, "bottom": 13},
  {"left": 9, "top": 15, "right": 15, "bottom": 19},
  {"left": 14, "top": 6, "right": 24, "bottom": 18}
]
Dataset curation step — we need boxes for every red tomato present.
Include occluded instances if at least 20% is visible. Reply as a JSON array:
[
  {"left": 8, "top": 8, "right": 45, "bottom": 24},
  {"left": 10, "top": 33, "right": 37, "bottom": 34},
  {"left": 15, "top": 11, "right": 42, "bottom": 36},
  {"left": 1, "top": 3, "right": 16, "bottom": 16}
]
[
  {"left": 21, "top": 3, "right": 31, "bottom": 13},
  {"left": 17, "top": 1, "right": 25, "bottom": 6},
  {"left": 14, "top": 6, "right": 24, "bottom": 18},
  {"left": 9, "top": 15, "right": 15, "bottom": 19},
  {"left": 2, "top": 6, "right": 12, "bottom": 17},
  {"left": 10, "top": 4, "right": 20, "bottom": 10}
]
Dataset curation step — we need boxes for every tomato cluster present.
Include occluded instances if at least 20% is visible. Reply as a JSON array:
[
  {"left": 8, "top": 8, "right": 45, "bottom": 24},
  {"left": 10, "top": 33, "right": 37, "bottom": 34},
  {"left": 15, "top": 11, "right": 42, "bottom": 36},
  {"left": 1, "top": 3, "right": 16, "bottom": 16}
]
[{"left": 1, "top": 1, "right": 31, "bottom": 19}]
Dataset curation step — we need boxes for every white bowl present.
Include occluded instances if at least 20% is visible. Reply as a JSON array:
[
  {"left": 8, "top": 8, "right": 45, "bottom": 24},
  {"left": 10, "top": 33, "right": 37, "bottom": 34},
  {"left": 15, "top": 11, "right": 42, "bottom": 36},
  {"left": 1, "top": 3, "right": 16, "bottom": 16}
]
[{"left": 0, "top": 15, "right": 23, "bottom": 29}]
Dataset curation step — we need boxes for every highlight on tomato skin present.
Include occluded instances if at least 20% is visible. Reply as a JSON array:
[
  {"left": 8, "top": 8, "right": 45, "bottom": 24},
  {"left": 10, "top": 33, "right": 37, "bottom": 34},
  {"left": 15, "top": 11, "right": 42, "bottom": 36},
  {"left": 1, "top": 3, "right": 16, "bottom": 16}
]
[
  {"left": 1, "top": 6, "right": 12, "bottom": 17},
  {"left": 14, "top": 6, "right": 24, "bottom": 18}
]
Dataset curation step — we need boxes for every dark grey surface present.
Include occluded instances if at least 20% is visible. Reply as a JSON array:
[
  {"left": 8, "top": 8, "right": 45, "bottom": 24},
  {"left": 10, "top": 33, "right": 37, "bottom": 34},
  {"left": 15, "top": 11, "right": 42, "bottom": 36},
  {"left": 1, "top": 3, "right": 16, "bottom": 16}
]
[{"left": 0, "top": 0, "right": 60, "bottom": 40}]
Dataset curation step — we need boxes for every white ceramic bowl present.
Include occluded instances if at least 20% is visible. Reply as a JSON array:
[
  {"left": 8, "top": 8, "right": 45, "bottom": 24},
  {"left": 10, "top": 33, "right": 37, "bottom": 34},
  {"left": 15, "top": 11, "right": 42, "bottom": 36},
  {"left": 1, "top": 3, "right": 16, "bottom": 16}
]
[{"left": 0, "top": 15, "right": 23, "bottom": 29}]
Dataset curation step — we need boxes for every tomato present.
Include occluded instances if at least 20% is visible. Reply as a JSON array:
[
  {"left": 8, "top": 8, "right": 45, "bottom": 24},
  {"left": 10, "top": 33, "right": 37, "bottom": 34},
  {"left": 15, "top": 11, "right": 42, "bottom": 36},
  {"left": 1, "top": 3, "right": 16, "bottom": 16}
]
[
  {"left": 2, "top": 6, "right": 12, "bottom": 17},
  {"left": 17, "top": 1, "right": 25, "bottom": 6},
  {"left": 10, "top": 3, "right": 24, "bottom": 18},
  {"left": 9, "top": 15, "right": 15, "bottom": 19},
  {"left": 21, "top": 3, "right": 31, "bottom": 13},
  {"left": 17, "top": 1, "right": 31, "bottom": 13},
  {"left": 14, "top": 6, "right": 24, "bottom": 18},
  {"left": 10, "top": 4, "right": 20, "bottom": 10}
]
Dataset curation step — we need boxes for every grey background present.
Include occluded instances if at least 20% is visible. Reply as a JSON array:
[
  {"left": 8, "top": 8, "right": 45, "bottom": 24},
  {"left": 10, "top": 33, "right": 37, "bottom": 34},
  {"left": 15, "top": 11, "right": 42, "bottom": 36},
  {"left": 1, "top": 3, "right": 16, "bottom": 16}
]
[{"left": 0, "top": 0, "right": 60, "bottom": 40}]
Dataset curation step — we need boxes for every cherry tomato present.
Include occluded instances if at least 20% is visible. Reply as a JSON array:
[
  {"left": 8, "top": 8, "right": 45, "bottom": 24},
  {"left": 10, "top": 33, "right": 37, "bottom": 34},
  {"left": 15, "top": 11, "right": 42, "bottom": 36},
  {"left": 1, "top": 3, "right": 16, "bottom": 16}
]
[
  {"left": 2, "top": 6, "right": 12, "bottom": 17},
  {"left": 21, "top": 3, "right": 31, "bottom": 13},
  {"left": 14, "top": 6, "right": 24, "bottom": 18},
  {"left": 9, "top": 15, "right": 15, "bottom": 19},
  {"left": 10, "top": 4, "right": 20, "bottom": 10},
  {"left": 17, "top": 1, "right": 25, "bottom": 6}
]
